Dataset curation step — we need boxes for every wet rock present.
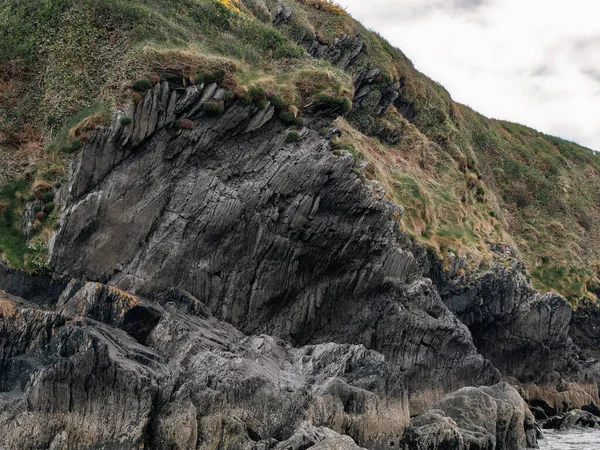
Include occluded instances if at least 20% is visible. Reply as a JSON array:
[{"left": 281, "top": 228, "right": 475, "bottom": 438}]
[{"left": 543, "top": 409, "right": 600, "bottom": 430}]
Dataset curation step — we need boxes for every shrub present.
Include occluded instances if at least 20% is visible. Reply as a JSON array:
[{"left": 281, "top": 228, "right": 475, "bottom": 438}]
[
  {"left": 44, "top": 202, "right": 55, "bottom": 213},
  {"left": 203, "top": 101, "right": 225, "bottom": 115},
  {"left": 120, "top": 116, "right": 133, "bottom": 125},
  {"left": 476, "top": 187, "right": 485, "bottom": 197},
  {"left": 319, "top": 127, "right": 329, "bottom": 136},
  {"left": 195, "top": 69, "right": 226, "bottom": 85},
  {"left": 179, "top": 119, "right": 194, "bottom": 130},
  {"left": 60, "top": 140, "right": 83, "bottom": 154},
  {"left": 35, "top": 211, "right": 45, "bottom": 220},
  {"left": 269, "top": 95, "right": 286, "bottom": 110},
  {"left": 42, "top": 191, "right": 55, "bottom": 203},
  {"left": 285, "top": 131, "right": 299, "bottom": 143},
  {"left": 317, "top": 94, "right": 352, "bottom": 113},
  {"left": 27, "top": 194, "right": 36, "bottom": 202},
  {"left": 33, "top": 205, "right": 42, "bottom": 213},
  {"left": 489, "top": 211, "right": 495, "bottom": 217},
  {"left": 280, "top": 111, "right": 298, "bottom": 125},
  {"left": 149, "top": 74, "right": 160, "bottom": 85},
  {"left": 193, "top": 73, "right": 206, "bottom": 85},
  {"left": 132, "top": 92, "right": 143, "bottom": 104},
  {"left": 133, "top": 78, "right": 153, "bottom": 92},
  {"left": 222, "top": 90, "right": 234, "bottom": 101},
  {"left": 248, "top": 86, "right": 265, "bottom": 101},
  {"left": 240, "top": 94, "right": 253, "bottom": 105},
  {"left": 255, "top": 98, "right": 268, "bottom": 109},
  {"left": 208, "top": 69, "right": 226, "bottom": 84}
]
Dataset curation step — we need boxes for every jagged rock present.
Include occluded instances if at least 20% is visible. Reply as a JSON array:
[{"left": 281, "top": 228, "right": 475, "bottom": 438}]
[
  {"left": 400, "top": 382, "right": 537, "bottom": 450},
  {"left": 1, "top": 73, "right": 595, "bottom": 450},
  {"left": 272, "top": 422, "right": 366, "bottom": 449},
  {"left": 306, "top": 34, "right": 364, "bottom": 69},
  {"left": 543, "top": 409, "right": 600, "bottom": 430},
  {"left": 570, "top": 297, "right": 600, "bottom": 360},
  {"left": 441, "top": 266, "right": 580, "bottom": 382},
  {"left": 48, "top": 83, "right": 499, "bottom": 408},
  {"left": 0, "top": 261, "right": 67, "bottom": 305},
  {"left": 272, "top": 2, "right": 293, "bottom": 25},
  {"left": 0, "top": 282, "right": 409, "bottom": 449}
]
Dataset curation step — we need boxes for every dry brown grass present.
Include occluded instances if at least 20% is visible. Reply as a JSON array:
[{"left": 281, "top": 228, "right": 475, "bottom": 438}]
[{"left": 68, "top": 113, "right": 109, "bottom": 141}]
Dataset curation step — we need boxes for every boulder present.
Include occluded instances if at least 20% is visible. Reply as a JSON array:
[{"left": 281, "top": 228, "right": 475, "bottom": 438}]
[
  {"left": 400, "top": 382, "right": 537, "bottom": 450},
  {"left": 543, "top": 409, "right": 600, "bottom": 430}
]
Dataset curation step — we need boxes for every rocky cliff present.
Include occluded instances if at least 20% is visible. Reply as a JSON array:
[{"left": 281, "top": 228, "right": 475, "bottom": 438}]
[
  {"left": 1, "top": 78, "right": 597, "bottom": 449},
  {"left": 1, "top": 0, "right": 600, "bottom": 448}
]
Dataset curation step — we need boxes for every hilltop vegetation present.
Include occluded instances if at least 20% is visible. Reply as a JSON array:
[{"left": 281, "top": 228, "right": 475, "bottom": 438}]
[{"left": 0, "top": 0, "right": 599, "bottom": 303}]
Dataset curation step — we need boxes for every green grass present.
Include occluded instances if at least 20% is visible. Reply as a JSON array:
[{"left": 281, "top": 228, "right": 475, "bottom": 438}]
[{"left": 0, "top": 179, "right": 30, "bottom": 270}]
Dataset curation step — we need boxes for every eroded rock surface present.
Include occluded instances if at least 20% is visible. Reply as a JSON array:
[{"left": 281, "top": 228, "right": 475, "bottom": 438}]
[
  {"left": 0, "top": 282, "right": 407, "bottom": 449},
  {"left": 0, "top": 76, "right": 596, "bottom": 449},
  {"left": 48, "top": 81, "right": 498, "bottom": 407},
  {"left": 400, "top": 382, "right": 537, "bottom": 450}
]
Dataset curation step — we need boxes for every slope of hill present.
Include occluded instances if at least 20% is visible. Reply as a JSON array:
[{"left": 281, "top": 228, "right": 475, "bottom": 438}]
[
  {"left": 1, "top": 0, "right": 598, "bottom": 304},
  {"left": 2, "top": 1, "right": 600, "bottom": 448}
]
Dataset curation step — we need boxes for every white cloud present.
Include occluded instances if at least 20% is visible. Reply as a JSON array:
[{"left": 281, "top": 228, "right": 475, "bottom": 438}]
[{"left": 339, "top": 0, "right": 600, "bottom": 150}]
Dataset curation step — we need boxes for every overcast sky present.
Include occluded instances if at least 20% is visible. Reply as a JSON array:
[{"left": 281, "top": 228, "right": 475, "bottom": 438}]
[{"left": 339, "top": 0, "right": 600, "bottom": 151}]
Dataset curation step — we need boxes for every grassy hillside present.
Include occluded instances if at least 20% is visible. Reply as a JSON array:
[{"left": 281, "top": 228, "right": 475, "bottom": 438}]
[{"left": 0, "top": 0, "right": 599, "bottom": 303}]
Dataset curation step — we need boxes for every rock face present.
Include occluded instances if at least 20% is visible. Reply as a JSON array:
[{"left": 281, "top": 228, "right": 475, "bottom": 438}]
[
  {"left": 570, "top": 298, "right": 600, "bottom": 360},
  {"left": 48, "top": 81, "right": 498, "bottom": 408},
  {"left": 400, "top": 382, "right": 537, "bottom": 450},
  {"left": 1, "top": 77, "right": 597, "bottom": 448},
  {"left": 0, "top": 281, "right": 402, "bottom": 449},
  {"left": 440, "top": 265, "right": 582, "bottom": 383}
]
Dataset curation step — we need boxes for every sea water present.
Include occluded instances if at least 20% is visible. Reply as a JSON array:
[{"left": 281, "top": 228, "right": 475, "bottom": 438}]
[{"left": 538, "top": 428, "right": 600, "bottom": 449}]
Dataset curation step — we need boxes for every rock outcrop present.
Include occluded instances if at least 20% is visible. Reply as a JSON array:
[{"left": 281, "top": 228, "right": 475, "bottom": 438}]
[
  {"left": 542, "top": 409, "right": 600, "bottom": 430},
  {"left": 400, "top": 382, "right": 537, "bottom": 450},
  {"left": 48, "top": 80, "right": 498, "bottom": 409},
  {"left": 1, "top": 281, "right": 406, "bottom": 449}
]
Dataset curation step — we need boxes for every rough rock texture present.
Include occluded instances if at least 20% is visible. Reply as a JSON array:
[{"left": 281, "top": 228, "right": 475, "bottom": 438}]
[
  {"left": 1, "top": 59, "right": 597, "bottom": 449},
  {"left": 306, "top": 33, "right": 364, "bottom": 70},
  {"left": 570, "top": 298, "right": 600, "bottom": 360},
  {"left": 542, "top": 409, "right": 600, "bottom": 430},
  {"left": 400, "top": 382, "right": 537, "bottom": 450},
  {"left": 48, "top": 81, "right": 498, "bottom": 409},
  {"left": 441, "top": 265, "right": 581, "bottom": 383},
  {"left": 516, "top": 378, "right": 600, "bottom": 418},
  {"left": 1, "top": 281, "right": 405, "bottom": 449},
  {"left": 273, "top": 423, "right": 367, "bottom": 450}
]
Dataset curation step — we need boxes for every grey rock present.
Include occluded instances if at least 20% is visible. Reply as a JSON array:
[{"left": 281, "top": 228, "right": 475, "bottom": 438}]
[
  {"left": 0, "top": 282, "right": 407, "bottom": 449},
  {"left": 0, "top": 76, "right": 595, "bottom": 450},
  {"left": 273, "top": 2, "right": 293, "bottom": 25},
  {"left": 401, "top": 382, "right": 537, "bottom": 450},
  {"left": 48, "top": 83, "right": 499, "bottom": 407},
  {"left": 306, "top": 34, "right": 364, "bottom": 70},
  {"left": 272, "top": 422, "right": 366, "bottom": 449},
  {"left": 441, "top": 266, "right": 579, "bottom": 383},
  {"left": 543, "top": 409, "right": 600, "bottom": 430}
]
